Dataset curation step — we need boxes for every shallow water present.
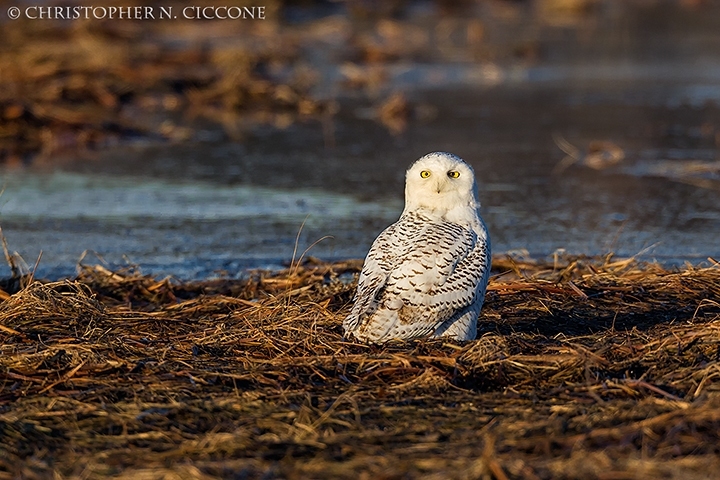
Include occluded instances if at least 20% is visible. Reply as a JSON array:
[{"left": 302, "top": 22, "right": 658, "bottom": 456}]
[
  {"left": 2, "top": 3, "right": 720, "bottom": 279},
  {"left": 0, "top": 171, "right": 400, "bottom": 278}
]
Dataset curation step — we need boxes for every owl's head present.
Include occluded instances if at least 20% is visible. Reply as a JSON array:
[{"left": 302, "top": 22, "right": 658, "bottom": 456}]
[{"left": 403, "top": 152, "right": 480, "bottom": 217}]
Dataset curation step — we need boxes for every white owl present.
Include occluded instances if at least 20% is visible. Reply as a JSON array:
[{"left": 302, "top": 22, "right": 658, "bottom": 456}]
[{"left": 344, "top": 152, "right": 491, "bottom": 343}]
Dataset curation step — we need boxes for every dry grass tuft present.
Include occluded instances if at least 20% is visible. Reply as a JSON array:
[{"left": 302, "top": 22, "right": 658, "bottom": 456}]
[
  {"left": 0, "top": 281, "right": 105, "bottom": 331},
  {"left": 1, "top": 253, "right": 720, "bottom": 478}
]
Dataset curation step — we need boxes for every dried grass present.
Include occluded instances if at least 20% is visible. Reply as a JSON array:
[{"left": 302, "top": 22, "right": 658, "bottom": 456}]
[
  {"left": 0, "top": 1, "right": 327, "bottom": 163},
  {"left": 2, "top": 252, "right": 720, "bottom": 479}
]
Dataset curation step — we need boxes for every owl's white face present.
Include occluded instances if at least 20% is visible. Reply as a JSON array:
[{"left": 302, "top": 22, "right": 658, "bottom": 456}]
[{"left": 404, "top": 152, "right": 479, "bottom": 216}]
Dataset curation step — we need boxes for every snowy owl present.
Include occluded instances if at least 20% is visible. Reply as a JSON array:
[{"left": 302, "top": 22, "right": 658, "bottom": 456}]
[{"left": 344, "top": 152, "right": 491, "bottom": 343}]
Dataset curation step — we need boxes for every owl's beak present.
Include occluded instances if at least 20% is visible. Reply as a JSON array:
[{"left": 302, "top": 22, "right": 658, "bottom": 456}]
[{"left": 434, "top": 178, "right": 447, "bottom": 194}]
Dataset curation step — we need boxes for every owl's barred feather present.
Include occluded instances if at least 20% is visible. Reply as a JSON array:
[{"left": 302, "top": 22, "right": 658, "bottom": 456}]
[{"left": 344, "top": 152, "right": 491, "bottom": 343}]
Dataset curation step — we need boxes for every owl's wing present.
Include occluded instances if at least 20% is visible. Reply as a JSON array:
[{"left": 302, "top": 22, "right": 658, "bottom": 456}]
[
  {"left": 347, "top": 217, "right": 488, "bottom": 342},
  {"left": 429, "top": 225, "right": 491, "bottom": 339},
  {"left": 423, "top": 222, "right": 490, "bottom": 311},
  {"left": 342, "top": 222, "right": 400, "bottom": 333}
]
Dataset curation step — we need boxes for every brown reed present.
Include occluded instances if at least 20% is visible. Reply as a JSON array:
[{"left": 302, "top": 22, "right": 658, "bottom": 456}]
[{"left": 2, "top": 252, "right": 720, "bottom": 479}]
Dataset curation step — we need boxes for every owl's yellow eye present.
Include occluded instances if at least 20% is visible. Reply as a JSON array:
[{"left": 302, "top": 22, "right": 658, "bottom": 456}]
[
  {"left": 447, "top": 171, "right": 460, "bottom": 178},
  {"left": 420, "top": 170, "right": 431, "bottom": 178}
]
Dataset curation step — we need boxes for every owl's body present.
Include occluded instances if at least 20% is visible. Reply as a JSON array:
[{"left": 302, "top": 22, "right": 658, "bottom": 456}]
[{"left": 344, "top": 152, "right": 491, "bottom": 343}]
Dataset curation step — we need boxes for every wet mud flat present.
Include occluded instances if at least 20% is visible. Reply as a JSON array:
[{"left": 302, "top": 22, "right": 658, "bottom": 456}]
[{"left": 1, "top": 254, "right": 720, "bottom": 479}]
